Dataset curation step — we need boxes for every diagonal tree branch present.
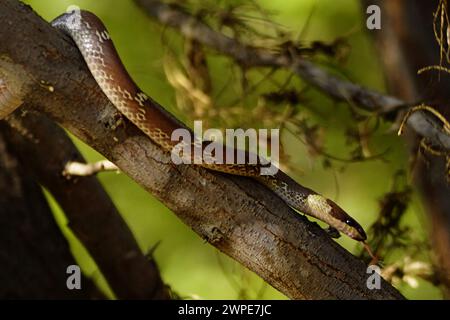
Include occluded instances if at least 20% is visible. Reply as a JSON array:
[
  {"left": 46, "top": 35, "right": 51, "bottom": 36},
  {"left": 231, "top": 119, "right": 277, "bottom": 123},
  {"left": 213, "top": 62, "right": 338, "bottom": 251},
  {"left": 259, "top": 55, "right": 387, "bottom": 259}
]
[
  {"left": 134, "top": 0, "right": 450, "bottom": 153},
  {"left": 0, "top": 127, "right": 103, "bottom": 299},
  {"left": 0, "top": 0, "right": 403, "bottom": 299},
  {"left": 3, "top": 111, "right": 170, "bottom": 299}
]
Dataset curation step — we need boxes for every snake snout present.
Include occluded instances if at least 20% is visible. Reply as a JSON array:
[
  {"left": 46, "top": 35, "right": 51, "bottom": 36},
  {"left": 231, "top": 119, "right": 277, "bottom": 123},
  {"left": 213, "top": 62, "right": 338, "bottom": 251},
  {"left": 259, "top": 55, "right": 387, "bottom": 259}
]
[
  {"left": 343, "top": 216, "right": 367, "bottom": 241},
  {"left": 325, "top": 199, "right": 367, "bottom": 241}
]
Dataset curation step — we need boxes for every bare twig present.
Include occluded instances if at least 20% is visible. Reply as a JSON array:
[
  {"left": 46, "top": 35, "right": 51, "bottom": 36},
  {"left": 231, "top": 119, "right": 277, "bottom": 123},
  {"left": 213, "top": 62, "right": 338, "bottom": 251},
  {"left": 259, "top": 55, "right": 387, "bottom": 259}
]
[{"left": 63, "top": 160, "right": 119, "bottom": 177}]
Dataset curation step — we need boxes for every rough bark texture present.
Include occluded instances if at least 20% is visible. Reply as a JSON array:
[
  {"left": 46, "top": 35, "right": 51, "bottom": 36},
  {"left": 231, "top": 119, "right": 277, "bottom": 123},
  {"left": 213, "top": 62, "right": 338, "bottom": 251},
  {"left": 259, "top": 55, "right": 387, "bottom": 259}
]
[
  {"left": 0, "top": 128, "right": 101, "bottom": 299},
  {"left": 362, "top": 0, "right": 450, "bottom": 296},
  {"left": 0, "top": 0, "right": 404, "bottom": 299},
  {"left": 3, "top": 111, "right": 170, "bottom": 299}
]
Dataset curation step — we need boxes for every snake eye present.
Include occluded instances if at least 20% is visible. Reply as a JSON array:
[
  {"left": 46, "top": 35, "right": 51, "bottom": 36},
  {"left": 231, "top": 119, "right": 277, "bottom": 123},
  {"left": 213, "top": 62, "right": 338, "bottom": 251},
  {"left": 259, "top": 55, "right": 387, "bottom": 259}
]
[{"left": 345, "top": 218, "right": 367, "bottom": 241}]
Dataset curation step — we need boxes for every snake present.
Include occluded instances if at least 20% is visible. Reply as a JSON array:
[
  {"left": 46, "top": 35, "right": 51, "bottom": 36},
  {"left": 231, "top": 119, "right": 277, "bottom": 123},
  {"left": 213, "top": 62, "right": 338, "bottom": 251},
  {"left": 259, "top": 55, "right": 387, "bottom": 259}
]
[{"left": 0, "top": 9, "right": 367, "bottom": 241}]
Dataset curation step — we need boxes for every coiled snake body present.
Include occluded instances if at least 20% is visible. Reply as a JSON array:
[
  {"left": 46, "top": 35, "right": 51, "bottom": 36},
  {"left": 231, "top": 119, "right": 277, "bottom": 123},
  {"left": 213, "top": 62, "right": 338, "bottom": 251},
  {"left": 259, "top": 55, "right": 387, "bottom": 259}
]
[{"left": 1, "top": 10, "right": 367, "bottom": 241}]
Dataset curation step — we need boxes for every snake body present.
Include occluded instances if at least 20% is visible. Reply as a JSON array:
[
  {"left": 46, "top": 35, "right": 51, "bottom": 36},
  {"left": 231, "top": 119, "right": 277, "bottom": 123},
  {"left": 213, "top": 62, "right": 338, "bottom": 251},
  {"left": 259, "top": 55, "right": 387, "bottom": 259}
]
[{"left": 2, "top": 10, "right": 367, "bottom": 241}]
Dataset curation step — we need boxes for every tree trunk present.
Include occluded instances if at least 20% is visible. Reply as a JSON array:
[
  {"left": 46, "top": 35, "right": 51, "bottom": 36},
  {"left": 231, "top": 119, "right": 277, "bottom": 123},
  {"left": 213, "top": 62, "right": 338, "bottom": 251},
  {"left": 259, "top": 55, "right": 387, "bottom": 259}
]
[{"left": 363, "top": 0, "right": 450, "bottom": 296}]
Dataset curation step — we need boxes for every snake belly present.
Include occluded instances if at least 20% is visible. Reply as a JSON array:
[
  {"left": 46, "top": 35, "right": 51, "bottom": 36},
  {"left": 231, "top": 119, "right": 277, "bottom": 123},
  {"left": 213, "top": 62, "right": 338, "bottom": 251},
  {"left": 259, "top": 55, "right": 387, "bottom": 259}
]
[{"left": 47, "top": 10, "right": 367, "bottom": 241}]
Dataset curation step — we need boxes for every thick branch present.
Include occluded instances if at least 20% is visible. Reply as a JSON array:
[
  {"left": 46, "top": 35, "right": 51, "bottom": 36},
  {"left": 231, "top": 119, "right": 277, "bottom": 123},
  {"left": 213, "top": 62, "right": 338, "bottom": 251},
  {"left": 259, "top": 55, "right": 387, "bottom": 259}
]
[
  {"left": 3, "top": 111, "right": 169, "bottom": 299},
  {"left": 134, "top": 0, "right": 450, "bottom": 153},
  {"left": 0, "top": 0, "right": 403, "bottom": 299},
  {"left": 0, "top": 128, "right": 102, "bottom": 299}
]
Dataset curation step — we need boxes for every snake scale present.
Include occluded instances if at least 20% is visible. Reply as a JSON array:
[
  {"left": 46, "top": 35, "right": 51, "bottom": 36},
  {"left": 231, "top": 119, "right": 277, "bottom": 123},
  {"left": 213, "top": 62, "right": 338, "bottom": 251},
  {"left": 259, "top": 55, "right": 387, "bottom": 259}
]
[{"left": 0, "top": 10, "right": 367, "bottom": 241}]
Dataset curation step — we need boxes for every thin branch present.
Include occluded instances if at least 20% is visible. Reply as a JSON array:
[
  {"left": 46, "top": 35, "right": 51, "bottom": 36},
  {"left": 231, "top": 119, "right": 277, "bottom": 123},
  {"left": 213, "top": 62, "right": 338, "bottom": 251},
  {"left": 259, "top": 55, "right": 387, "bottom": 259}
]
[
  {"left": 0, "top": 0, "right": 403, "bottom": 299},
  {"left": 135, "top": 0, "right": 450, "bottom": 153},
  {"left": 63, "top": 160, "right": 119, "bottom": 177}
]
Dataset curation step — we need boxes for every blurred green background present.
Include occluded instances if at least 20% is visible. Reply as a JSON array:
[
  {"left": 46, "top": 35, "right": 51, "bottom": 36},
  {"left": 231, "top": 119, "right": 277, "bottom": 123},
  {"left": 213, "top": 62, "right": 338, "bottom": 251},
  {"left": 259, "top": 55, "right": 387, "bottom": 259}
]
[{"left": 23, "top": 0, "right": 442, "bottom": 299}]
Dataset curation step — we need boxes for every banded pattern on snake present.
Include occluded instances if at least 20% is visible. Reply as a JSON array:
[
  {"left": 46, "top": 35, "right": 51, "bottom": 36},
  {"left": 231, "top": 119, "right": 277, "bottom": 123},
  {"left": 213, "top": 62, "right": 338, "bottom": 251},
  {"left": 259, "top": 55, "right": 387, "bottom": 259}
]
[{"left": 0, "top": 10, "right": 367, "bottom": 241}]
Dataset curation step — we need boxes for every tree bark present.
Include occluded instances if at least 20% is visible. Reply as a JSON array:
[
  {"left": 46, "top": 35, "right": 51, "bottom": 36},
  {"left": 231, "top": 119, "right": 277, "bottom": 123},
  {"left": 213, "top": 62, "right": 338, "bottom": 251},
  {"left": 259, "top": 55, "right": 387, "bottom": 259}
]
[
  {"left": 0, "top": 127, "right": 102, "bottom": 299},
  {"left": 0, "top": 0, "right": 403, "bottom": 299},
  {"left": 3, "top": 111, "right": 170, "bottom": 299}
]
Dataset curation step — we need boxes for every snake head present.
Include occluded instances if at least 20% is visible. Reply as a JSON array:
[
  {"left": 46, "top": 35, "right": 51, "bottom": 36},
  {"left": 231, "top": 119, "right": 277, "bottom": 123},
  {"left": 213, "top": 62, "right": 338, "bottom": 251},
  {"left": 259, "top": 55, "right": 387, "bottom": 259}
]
[
  {"left": 325, "top": 199, "right": 367, "bottom": 241},
  {"left": 306, "top": 195, "right": 367, "bottom": 241}
]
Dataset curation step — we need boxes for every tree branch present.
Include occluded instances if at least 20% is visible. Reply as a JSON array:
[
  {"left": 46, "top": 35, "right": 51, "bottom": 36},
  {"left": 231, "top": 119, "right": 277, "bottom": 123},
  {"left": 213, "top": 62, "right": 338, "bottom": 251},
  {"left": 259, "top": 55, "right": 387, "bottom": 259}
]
[
  {"left": 0, "top": 127, "right": 103, "bottom": 299},
  {"left": 134, "top": 0, "right": 450, "bottom": 153},
  {"left": 3, "top": 111, "right": 170, "bottom": 299},
  {"left": 0, "top": 0, "right": 403, "bottom": 299}
]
